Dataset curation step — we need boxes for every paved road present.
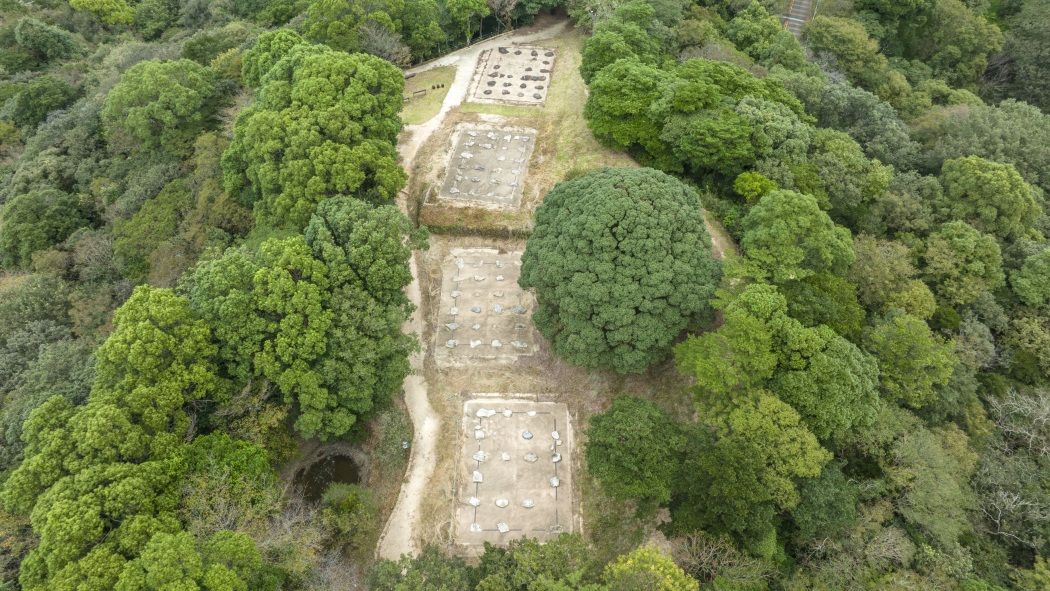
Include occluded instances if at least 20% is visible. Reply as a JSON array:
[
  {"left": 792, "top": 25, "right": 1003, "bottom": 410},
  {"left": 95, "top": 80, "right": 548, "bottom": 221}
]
[{"left": 782, "top": 0, "right": 813, "bottom": 37}]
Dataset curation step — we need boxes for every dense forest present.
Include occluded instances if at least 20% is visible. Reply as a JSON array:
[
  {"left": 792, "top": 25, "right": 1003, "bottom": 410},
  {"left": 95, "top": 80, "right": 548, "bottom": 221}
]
[{"left": 1, "top": 0, "right": 1050, "bottom": 589}]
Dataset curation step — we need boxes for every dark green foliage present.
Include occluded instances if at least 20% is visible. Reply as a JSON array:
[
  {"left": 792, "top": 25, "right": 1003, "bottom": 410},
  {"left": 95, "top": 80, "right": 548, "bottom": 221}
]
[
  {"left": 791, "top": 462, "right": 858, "bottom": 543},
  {"left": 182, "top": 22, "right": 255, "bottom": 65},
  {"left": 13, "top": 18, "right": 79, "bottom": 62},
  {"left": 192, "top": 199, "right": 424, "bottom": 440},
  {"left": 133, "top": 0, "right": 180, "bottom": 39},
  {"left": 0, "top": 189, "right": 95, "bottom": 269},
  {"left": 369, "top": 545, "right": 472, "bottom": 591},
  {"left": 3, "top": 75, "right": 79, "bottom": 128},
  {"left": 223, "top": 44, "right": 405, "bottom": 229},
  {"left": 586, "top": 397, "right": 685, "bottom": 504},
  {"left": 520, "top": 167, "right": 722, "bottom": 373}
]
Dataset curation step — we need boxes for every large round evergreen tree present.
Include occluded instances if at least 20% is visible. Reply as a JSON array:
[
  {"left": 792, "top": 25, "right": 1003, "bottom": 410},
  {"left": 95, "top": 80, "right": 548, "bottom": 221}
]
[{"left": 519, "top": 167, "right": 722, "bottom": 373}]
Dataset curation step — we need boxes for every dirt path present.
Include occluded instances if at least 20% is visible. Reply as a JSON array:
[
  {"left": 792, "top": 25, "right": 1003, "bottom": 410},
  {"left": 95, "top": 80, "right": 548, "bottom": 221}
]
[
  {"left": 397, "top": 18, "right": 570, "bottom": 166},
  {"left": 377, "top": 19, "right": 570, "bottom": 560}
]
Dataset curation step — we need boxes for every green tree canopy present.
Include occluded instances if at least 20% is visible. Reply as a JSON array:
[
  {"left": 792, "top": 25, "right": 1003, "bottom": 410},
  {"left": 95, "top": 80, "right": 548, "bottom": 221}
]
[
  {"left": 585, "top": 396, "right": 685, "bottom": 504},
  {"left": 13, "top": 18, "right": 79, "bottom": 62},
  {"left": 937, "top": 156, "right": 1041, "bottom": 242},
  {"left": 519, "top": 167, "right": 722, "bottom": 373},
  {"left": 922, "top": 221, "right": 1005, "bottom": 306},
  {"left": 0, "top": 189, "right": 94, "bottom": 269},
  {"left": 222, "top": 44, "right": 405, "bottom": 229},
  {"left": 862, "top": 311, "right": 956, "bottom": 408},
  {"left": 740, "top": 189, "right": 855, "bottom": 284},
  {"left": 1011, "top": 249, "right": 1050, "bottom": 309},
  {"left": 102, "top": 59, "right": 218, "bottom": 156},
  {"left": 3, "top": 75, "right": 80, "bottom": 129},
  {"left": 240, "top": 29, "right": 308, "bottom": 88}
]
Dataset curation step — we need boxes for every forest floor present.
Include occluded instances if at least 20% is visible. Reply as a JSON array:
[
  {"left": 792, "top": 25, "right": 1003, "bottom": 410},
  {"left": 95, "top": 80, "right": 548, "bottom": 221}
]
[{"left": 378, "top": 15, "right": 736, "bottom": 562}]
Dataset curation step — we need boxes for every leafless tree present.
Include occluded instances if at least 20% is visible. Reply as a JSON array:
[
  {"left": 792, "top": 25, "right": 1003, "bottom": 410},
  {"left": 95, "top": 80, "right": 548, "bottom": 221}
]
[
  {"left": 359, "top": 20, "right": 412, "bottom": 67},
  {"left": 488, "top": 0, "right": 517, "bottom": 31}
]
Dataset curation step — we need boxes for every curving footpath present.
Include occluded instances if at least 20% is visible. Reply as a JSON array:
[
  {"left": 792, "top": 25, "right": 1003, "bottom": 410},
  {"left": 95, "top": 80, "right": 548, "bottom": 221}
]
[{"left": 376, "top": 18, "right": 570, "bottom": 561}]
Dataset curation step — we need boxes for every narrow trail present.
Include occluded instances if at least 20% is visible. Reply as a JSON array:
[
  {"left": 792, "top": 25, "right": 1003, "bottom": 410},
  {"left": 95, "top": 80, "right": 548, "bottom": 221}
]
[{"left": 376, "top": 18, "right": 570, "bottom": 561}]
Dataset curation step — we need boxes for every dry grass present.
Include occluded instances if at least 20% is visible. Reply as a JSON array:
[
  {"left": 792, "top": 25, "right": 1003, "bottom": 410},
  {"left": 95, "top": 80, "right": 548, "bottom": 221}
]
[
  {"left": 411, "top": 235, "right": 698, "bottom": 557},
  {"left": 402, "top": 67, "right": 456, "bottom": 125},
  {"left": 414, "top": 27, "right": 635, "bottom": 236}
]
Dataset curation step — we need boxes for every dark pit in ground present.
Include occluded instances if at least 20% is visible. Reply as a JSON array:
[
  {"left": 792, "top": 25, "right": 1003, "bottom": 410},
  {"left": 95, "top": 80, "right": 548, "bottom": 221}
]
[{"left": 294, "top": 454, "right": 361, "bottom": 504}]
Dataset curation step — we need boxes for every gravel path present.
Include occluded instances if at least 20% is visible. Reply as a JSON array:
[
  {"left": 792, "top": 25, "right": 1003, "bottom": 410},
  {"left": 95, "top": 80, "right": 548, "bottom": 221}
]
[{"left": 376, "top": 18, "right": 570, "bottom": 561}]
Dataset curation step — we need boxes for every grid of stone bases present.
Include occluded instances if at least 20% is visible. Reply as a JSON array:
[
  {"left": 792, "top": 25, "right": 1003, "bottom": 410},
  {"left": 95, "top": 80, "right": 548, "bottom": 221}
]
[
  {"left": 456, "top": 399, "right": 573, "bottom": 552},
  {"left": 435, "top": 248, "right": 537, "bottom": 366},
  {"left": 437, "top": 126, "right": 537, "bottom": 208},
  {"left": 471, "top": 46, "right": 556, "bottom": 105}
]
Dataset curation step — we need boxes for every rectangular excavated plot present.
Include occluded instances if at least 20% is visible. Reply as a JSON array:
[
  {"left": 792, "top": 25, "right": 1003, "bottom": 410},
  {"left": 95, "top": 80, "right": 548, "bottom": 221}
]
[
  {"left": 456, "top": 399, "right": 573, "bottom": 551},
  {"left": 471, "top": 46, "right": 555, "bottom": 106},
  {"left": 437, "top": 125, "right": 536, "bottom": 207},
  {"left": 434, "top": 248, "right": 537, "bottom": 366}
]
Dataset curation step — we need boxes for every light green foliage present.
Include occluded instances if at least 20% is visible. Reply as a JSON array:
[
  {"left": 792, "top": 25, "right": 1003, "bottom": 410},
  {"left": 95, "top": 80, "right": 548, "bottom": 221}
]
[
  {"left": 585, "top": 397, "right": 685, "bottom": 504},
  {"left": 676, "top": 284, "right": 783, "bottom": 401},
  {"left": 70, "top": 0, "right": 134, "bottom": 23},
  {"left": 240, "top": 29, "right": 307, "bottom": 88},
  {"left": 91, "top": 286, "right": 222, "bottom": 434},
  {"left": 1011, "top": 249, "right": 1050, "bottom": 309},
  {"left": 519, "top": 167, "right": 722, "bottom": 373},
  {"left": 740, "top": 190, "right": 855, "bottom": 284},
  {"left": 734, "top": 172, "right": 777, "bottom": 202},
  {"left": 714, "top": 391, "right": 831, "bottom": 511},
  {"left": 937, "top": 156, "right": 1041, "bottom": 242},
  {"left": 924, "top": 99, "right": 1050, "bottom": 195},
  {"left": 102, "top": 59, "right": 218, "bottom": 156},
  {"left": 113, "top": 179, "right": 192, "bottom": 283},
  {"left": 223, "top": 44, "right": 405, "bottom": 229},
  {"left": 862, "top": 312, "right": 955, "bottom": 408},
  {"left": 369, "top": 545, "right": 473, "bottom": 590},
  {"left": 3, "top": 75, "right": 79, "bottom": 129},
  {"left": 319, "top": 483, "right": 378, "bottom": 555},
  {"left": 583, "top": 59, "right": 675, "bottom": 168},
  {"left": 677, "top": 283, "right": 875, "bottom": 439},
  {"left": 585, "top": 57, "right": 808, "bottom": 177},
  {"left": 773, "top": 335, "right": 880, "bottom": 440},
  {"left": 1015, "top": 556, "right": 1050, "bottom": 591},
  {"left": 923, "top": 221, "right": 1004, "bottom": 306},
  {"left": 580, "top": 0, "right": 663, "bottom": 83},
  {"left": 1, "top": 286, "right": 223, "bottom": 591},
  {"left": 0, "top": 189, "right": 94, "bottom": 269},
  {"left": 13, "top": 18, "right": 78, "bottom": 62},
  {"left": 604, "top": 545, "right": 698, "bottom": 591},
  {"left": 847, "top": 407, "right": 977, "bottom": 548},
  {"left": 446, "top": 0, "right": 489, "bottom": 43}
]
